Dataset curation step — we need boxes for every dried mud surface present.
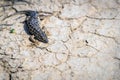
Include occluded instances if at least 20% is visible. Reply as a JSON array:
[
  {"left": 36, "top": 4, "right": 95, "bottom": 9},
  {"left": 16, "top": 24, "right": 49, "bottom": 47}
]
[{"left": 0, "top": 0, "right": 120, "bottom": 80}]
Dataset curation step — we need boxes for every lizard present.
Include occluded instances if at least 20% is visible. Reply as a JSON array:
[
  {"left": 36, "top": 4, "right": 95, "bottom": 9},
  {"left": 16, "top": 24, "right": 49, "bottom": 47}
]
[
  {"left": 3, "top": 7, "right": 49, "bottom": 43},
  {"left": 21, "top": 10, "right": 49, "bottom": 43}
]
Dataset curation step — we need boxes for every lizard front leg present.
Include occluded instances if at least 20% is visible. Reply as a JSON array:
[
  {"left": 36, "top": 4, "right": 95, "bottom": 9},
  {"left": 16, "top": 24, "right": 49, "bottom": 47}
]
[{"left": 29, "top": 35, "right": 36, "bottom": 43}]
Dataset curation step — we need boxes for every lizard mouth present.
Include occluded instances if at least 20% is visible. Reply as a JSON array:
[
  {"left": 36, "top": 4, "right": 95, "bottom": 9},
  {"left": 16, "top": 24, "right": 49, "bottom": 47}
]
[
  {"left": 42, "top": 39, "right": 48, "bottom": 43},
  {"left": 35, "top": 37, "right": 48, "bottom": 43}
]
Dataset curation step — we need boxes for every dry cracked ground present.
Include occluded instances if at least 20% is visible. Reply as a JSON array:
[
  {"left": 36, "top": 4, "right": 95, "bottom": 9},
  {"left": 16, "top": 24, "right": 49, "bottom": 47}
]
[{"left": 0, "top": 0, "right": 120, "bottom": 80}]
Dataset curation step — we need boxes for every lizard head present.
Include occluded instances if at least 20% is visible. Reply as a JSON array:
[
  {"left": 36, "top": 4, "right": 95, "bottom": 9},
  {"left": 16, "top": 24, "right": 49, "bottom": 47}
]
[
  {"left": 39, "top": 32, "right": 48, "bottom": 43},
  {"left": 34, "top": 31, "right": 48, "bottom": 43}
]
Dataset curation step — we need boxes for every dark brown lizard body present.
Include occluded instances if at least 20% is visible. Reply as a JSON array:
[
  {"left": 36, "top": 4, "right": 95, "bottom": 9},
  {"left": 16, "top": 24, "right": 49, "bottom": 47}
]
[
  {"left": 21, "top": 10, "right": 48, "bottom": 43},
  {"left": 3, "top": 8, "right": 48, "bottom": 43}
]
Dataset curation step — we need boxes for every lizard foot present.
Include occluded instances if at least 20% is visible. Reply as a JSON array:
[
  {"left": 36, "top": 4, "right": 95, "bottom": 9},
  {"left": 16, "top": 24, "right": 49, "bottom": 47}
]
[{"left": 29, "top": 35, "right": 36, "bottom": 43}]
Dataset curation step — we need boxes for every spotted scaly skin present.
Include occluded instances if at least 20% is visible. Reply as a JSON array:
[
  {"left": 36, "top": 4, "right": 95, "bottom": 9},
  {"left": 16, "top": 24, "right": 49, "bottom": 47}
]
[{"left": 24, "top": 10, "right": 48, "bottom": 43}]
